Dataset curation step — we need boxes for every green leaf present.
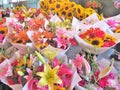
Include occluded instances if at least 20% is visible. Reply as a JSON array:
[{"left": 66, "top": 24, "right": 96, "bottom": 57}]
[
  {"left": 35, "top": 51, "right": 45, "bottom": 64},
  {"left": 23, "top": 55, "right": 26, "bottom": 65}
]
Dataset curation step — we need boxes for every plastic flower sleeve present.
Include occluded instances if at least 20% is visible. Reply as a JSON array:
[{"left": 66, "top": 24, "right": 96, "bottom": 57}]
[
  {"left": 50, "top": 14, "right": 62, "bottom": 23},
  {"left": 73, "top": 13, "right": 100, "bottom": 31},
  {"left": 80, "top": 13, "right": 100, "bottom": 25},
  {"left": 74, "top": 21, "right": 120, "bottom": 54}
]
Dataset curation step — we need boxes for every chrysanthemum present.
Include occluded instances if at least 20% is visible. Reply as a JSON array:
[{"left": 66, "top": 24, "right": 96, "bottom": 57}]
[{"left": 89, "top": 37, "right": 104, "bottom": 47}]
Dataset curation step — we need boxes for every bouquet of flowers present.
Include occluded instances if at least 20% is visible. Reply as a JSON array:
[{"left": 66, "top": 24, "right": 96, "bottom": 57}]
[
  {"left": 74, "top": 21, "right": 120, "bottom": 54},
  {"left": 72, "top": 51, "right": 120, "bottom": 90}
]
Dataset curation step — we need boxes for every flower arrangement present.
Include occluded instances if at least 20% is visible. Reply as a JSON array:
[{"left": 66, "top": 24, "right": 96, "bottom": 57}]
[
  {"left": 39, "top": 0, "right": 96, "bottom": 21},
  {"left": 0, "top": 44, "right": 119, "bottom": 90},
  {"left": 13, "top": 5, "right": 39, "bottom": 22},
  {"left": 79, "top": 27, "right": 116, "bottom": 47},
  {"left": 0, "top": 25, "right": 8, "bottom": 43},
  {"left": 72, "top": 51, "right": 120, "bottom": 90}
]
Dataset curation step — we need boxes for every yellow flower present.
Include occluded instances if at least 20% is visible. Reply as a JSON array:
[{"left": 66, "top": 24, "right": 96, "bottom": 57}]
[
  {"left": 84, "top": 8, "right": 95, "bottom": 18},
  {"left": 54, "top": 85, "right": 65, "bottom": 90},
  {"left": 36, "top": 63, "right": 62, "bottom": 90},
  {"left": 75, "top": 5, "right": 85, "bottom": 19},
  {"left": 58, "top": 10, "right": 67, "bottom": 18},
  {"left": 62, "top": 3, "right": 71, "bottom": 11},
  {"left": 104, "top": 34, "right": 116, "bottom": 42},
  {"left": 89, "top": 37, "right": 104, "bottom": 47},
  {"left": 70, "top": 1, "right": 76, "bottom": 8},
  {"left": 66, "top": 10, "right": 74, "bottom": 21},
  {"left": 15, "top": 6, "right": 21, "bottom": 11},
  {"left": 49, "top": 3, "right": 56, "bottom": 12},
  {"left": 97, "top": 13, "right": 104, "bottom": 20},
  {"left": 42, "top": 45, "right": 61, "bottom": 61},
  {"left": 54, "top": 2, "right": 62, "bottom": 12}
]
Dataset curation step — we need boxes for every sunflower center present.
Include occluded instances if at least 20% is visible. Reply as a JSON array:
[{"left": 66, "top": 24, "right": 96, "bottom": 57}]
[
  {"left": 56, "top": 4, "right": 60, "bottom": 9},
  {"left": 65, "top": 6, "right": 69, "bottom": 10},
  {"left": 68, "top": 12, "right": 72, "bottom": 17},
  {"left": 62, "top": 11, "right": 66, "bottom": 15},
  {"left": 78, "top": 8, "right": 81, "bottom": 13},
  {"left": 91, "top": 40, "right": 99, "bottom": 45}
]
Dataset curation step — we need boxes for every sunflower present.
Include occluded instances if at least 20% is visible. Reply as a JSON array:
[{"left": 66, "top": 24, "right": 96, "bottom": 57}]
[
  {"left": 84, "top": 8, "right": 95, "bottom": 18},
  {"left": 75, "top": 5, "right": 85, "bottom": 19},
  {"left": 15, "top": 6, "right": 21, "bottom": 11},
  {"left": 62, "top": 2, "right": 71, "bottom": 11},
  {"left": 89, "top": 37, "right": 104, "bottom": 47},
  {"left": 104, "top": 34, "right": 116, "bottom": 42},
  {"left": 70, "top": 1, "right": 76, "bottom": 8},
  {"left": 49, "top": 3, "right": 56, "bottom": 12},
  {"left": 54, "top": 2, "right": 62, "bottom": 12},
  {"left": 40, "top": 1, "right": 45, "bottom": 9},
  {"left": 115, "top": 27, "right": 120, "bottom": 33},
  {"left": 58, "top": 10, "right": 67, "bottom": 18},
  {"left": 66, "top": 10, "right": 73, "bottom": 20}
]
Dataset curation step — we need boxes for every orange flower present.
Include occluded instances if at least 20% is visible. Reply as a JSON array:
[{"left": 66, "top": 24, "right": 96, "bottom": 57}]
[
  {"left": 13, "top": 30, "right": 30, "bottom": 44},
  {"left": 85, "top": 1, "right": 91, "bottom": 7},
  {"left": 0, "top": 26, "right": 8, "bottom": 36},
  {"left": 32, "top": 32, "right": 43, "bottom": 42},
  {"left": 43, "top": 31, "right": 54, "bottom": 39},
  {"left": 15, "top": 58, "right": 31, "bottom": 72},
  {"left": 92, "top": 1, "right": 98, "bottom": 8}
]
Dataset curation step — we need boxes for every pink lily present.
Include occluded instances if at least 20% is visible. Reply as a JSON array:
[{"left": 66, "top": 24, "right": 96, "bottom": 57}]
[
  {"left": 24, "top": 68, "right": 33, "bottom": 80},
  {"left": 55, "top": 36, "right": 69, "bottom": 49},
  {"left": 27, "top": 78, "right": 48, "bottom": 90},
  {"left": 73, "top": 54, "right": 91, "bottom": 75},
  {"left": 0, "top": 60, "right": 12, "bottom": 78},
  {"left": 58, "top": 64, "right": 73, "bottom": 87}
]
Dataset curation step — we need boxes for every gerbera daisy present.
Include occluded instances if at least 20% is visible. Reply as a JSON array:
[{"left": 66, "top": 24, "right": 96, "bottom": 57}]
[{"left": 89, "top": 37, "right": 104, "bottom": 47}]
